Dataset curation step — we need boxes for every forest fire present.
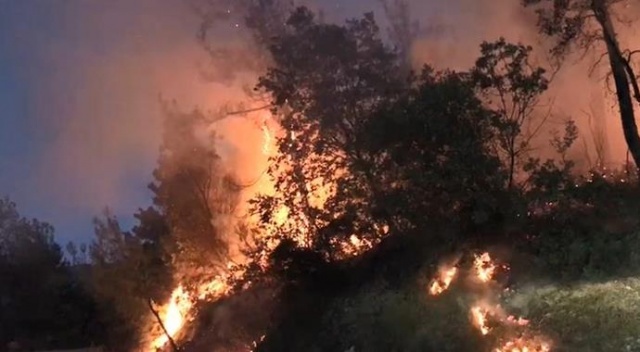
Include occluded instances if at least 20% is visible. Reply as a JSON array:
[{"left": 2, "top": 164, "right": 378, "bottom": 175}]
[
  {"left": 428, "top": 252, "right": 551, "bottom": 351},
  {"left": 474, "top": 252, "right": 497, "bottom": 283},
  {"left": 151, "top": 277, "right": 231, "bottom": 350},
  {"left": 470, "top": 305, "right": 492, "bottom": 335},
  {"left": 151, "top": 286, "right": 191, "bottom": 349},
  {"left": 429, "top": 265, "right": 458, "bottom": 295},
  {"left": 494, "top": 337, "right": 551, "bottom": 352}
]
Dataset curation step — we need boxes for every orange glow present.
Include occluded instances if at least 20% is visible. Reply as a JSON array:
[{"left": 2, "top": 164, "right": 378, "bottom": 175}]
[
  {"left": 495, "top": 337, "right": 551, "bottom": 352},
  {"left": 261, "top": 122, "right": 272, "bottom": 155},
  {"left": 428, "top": 265, "right": 458, "bottom": 295},
  {"left": 427, "top": 252, "right": 552, "bottom": 351},
  {"left": 474, "top": 252, "right": 497, "bottom": 283},
  {"left": 470, "top": 305, "right": 491, "bottom": 335},
  {"left": 151, "top": 285, "right": 192, "bottom": 349},
  {"left": 151, "top": 275, "right": 231, "bottom": 350},
  {"left": 506, "top": 315, "right": 530, "bottom": 327}
]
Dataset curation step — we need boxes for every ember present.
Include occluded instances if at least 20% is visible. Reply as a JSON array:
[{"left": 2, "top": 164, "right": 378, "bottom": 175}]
[{"left": 428, "top": 252, "right": 552, "bottom": 351}]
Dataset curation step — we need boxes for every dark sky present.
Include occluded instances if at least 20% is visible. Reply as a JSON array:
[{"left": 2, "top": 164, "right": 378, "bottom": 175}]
[{"left": 0, "top": 0, "right": 390, "bottom": 245}]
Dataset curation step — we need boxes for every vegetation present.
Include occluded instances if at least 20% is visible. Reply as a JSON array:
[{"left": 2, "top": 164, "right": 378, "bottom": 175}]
[{"left": 4, "top": 1, "right": 640, "bottom": 351}]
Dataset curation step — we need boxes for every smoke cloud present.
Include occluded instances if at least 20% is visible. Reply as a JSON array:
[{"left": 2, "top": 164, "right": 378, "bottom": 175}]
[{"left": 3, "top": 0, "right": 639, "bottom": 243}]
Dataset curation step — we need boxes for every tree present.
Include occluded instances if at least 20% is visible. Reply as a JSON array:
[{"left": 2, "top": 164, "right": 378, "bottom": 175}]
[
  {"left": 149, "top": 104, "right": 241, "bottom": 291},
  {"left": 472, "top": 38, "right": 551, "bottom": 189},
  {"left": 379, "top": 0, "right": 420, "bottom": 75},
  {"left": 361, "top": 67, "right": 506, "bottom": 240},
  {"left": 523, "top": 0, "right": 640, "bottom": 170},
  {"left": 0, "top": 197, "right": 102, "bottom": 350},
  {"left": 249, "top": 7, "right": 405, "bottom": 263},
  {"left": 88, "top": 210, "right": 155, "bottom": 349}
]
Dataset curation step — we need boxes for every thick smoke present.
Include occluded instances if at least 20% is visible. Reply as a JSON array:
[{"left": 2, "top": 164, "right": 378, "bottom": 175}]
[{"left": 5, "top": 0, "right": 640, "bottom": 243}]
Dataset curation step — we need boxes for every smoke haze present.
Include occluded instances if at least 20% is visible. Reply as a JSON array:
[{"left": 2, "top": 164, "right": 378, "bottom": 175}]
[{"left": 1, "top": 0, "right": 639, "bottom": 243}]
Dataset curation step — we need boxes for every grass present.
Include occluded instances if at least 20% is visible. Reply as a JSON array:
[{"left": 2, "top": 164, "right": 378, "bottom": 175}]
[{"left": 504, "top": 278, "right": 640, "bottom": 351}]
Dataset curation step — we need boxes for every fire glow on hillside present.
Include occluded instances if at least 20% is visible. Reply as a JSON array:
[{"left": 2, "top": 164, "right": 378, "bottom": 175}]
[
  {"left": 429, "top": 252, "right": 552, "bottom": 352},
  {"left": 147, "top": 111, "right": 377, "bottom": 351}
]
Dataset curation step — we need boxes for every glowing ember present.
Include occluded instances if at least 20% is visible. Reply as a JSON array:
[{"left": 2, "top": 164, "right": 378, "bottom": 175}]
[
  {"left": 427, "top": 252, "right": 552, "bottom": 351},
  {"left": 196, "top": 277, "right": 229, "bottom": 300},
  {"left": 506, "top": 315, "right": 530, "bottom": 327},
  {"left": 429, "top": 265, "right": 458, "bottom": 295},
  {"left": 250, "top": 334, "right": 266, "bottom": 351},
  {"left": 495, "top": 337, "right": 551, "bottom": 352},
  {"left": 470, "top": 305, "right": 491, "bottom": 335},
  {"left": 474, "top": 252, "right": 497, "bottom": 283}
]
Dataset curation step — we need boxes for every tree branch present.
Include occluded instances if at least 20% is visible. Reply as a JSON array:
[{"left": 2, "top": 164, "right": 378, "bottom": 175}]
[{"left": 148, "top": 298, "right": 180, "bottom": 352}]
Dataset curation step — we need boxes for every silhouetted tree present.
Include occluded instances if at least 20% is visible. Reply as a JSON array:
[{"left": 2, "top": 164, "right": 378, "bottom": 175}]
[
  {"left": 0, "top": 197, "right": 103, "bottom": 350},
  {"left": 523, "top": 0, "right": 640, "bottom": 169}
]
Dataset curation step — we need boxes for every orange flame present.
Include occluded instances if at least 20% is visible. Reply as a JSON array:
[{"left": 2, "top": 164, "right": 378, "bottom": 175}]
[
  {"left": 151, "top": 285, "right": 192, "bottom": 349},
  {"left": 427, "top": 252, "right": 552, "bottom": 351},
  {"left": 151, "top": 276, "right": 230, "bottom": 350},
  {"left": 474, "top": 252, "right": 497, "bottom": 283},
  {"left": 495, "top": 337, "right": 551, "bottom": 352},
  {"left": 429, "top": 265, "right": 458, "bottom": 295},
  {"left": 470, "top": 305, "right": 492, "bottom": 335},
  {"left": 506, "top": 315, "right": 530, "bottom": 327}
]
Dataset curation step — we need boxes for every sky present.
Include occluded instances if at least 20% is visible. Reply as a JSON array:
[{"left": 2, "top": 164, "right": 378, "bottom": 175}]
[
  {"left": 0, "top": 0, "right": 634, "bottom": 245},
  {"left": 0, "top": 0, "right": 387, "bottom": 245}
]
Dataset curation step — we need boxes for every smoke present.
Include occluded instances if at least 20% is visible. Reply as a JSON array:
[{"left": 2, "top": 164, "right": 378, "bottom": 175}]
[
  {"left": 406, "top": 0, "right": 640, "bottom": 169},
  {"left": 1, "top": 0, "right": 268, "bottom": 242},
  {"left": 4, "top": 0, "right": 640, "bottom": 243}
]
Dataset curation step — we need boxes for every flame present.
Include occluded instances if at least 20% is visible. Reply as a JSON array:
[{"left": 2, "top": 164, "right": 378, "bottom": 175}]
[
  {"left": 474, "top": 252, "right": 497, "bottom": 283},
  {"left": 506, "top": 315, "right": 530, "bottom": 327},
  {"left": 152, "top": 285, "right": 192, "bottom": 349},
  {"left": 150, "top": 275, "right": 231, "bottom": 350},
  {"left": 249, "top": 334, "right": 266, "bottom": 351},
  {"left": 495, "top": 338, "right": 551, "bottom": 352},
  {"left": 428, "top": 265, "right": 458, "bottom": 295},
  {"left": 470, "top": 305, "right": 491, "bottom": 335},
  {"left": 427, "top": 252, "right": 552, "bottom": 351}
]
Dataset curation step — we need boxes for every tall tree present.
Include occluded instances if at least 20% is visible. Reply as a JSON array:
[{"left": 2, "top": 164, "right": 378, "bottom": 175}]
[
  {"left": 361, "top": 66, "right": 505, "bottom": 240},
  {"left": 250, "top": 7, "right": 405, "bottom": 261},
  {"left": 523, "top": 0, "right": 640, "bottom": 169},
  {"left": 472, "top": 38, "right": 551, "bottom": 189}
]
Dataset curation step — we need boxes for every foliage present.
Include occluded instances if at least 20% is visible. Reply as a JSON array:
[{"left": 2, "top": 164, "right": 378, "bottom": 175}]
[
  {"left": 149, "top": 105, "right": 240, "bottom": 290},
  {"left": 0, "top": 197, "right": 105, "bottom": 350},
  {"left": 472, "top": 38, "right": 551, "bottom": 189},
  {"left": 249, "top": 6, "right": 405, "bottom": 263}
]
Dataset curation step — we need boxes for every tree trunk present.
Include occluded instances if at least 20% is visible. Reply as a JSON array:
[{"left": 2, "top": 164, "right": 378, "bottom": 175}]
[{"left": 592, "top": 0, "right": 640, "bottom": 170}]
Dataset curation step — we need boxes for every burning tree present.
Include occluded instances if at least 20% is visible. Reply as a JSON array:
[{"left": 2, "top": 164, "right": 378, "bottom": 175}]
[
  {"left": 248, "top": 6, "right": 405, "bottom": 263},
  {"left": 149, "top": 103, "right": 240, "bottom": 291}
]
